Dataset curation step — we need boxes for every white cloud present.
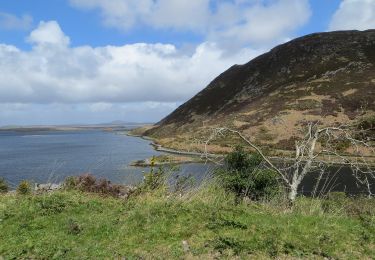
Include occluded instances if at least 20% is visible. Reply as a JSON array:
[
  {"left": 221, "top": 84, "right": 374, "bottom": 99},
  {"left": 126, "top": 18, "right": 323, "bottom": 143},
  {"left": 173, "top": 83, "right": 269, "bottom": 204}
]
[
  {"left": 27, "top": 21, "right": 70, "bottom": 46},
  {"left": 69, "top": 0, "right": 311, "bottom": 48},
  {"left": 329, "top": 0, "right": 375, "bottom": 31},
  {"left": 1, "top": 0, "right": 314, "bottom": 124},
  {"left": 0, "top": 20, "right": 262, "bottom": 106},
  {"left": 210, "top": 0, "right": 311, "bottom": 48},
  {"left": 0, "top": 12, "right": 33, "bottom": 30}
]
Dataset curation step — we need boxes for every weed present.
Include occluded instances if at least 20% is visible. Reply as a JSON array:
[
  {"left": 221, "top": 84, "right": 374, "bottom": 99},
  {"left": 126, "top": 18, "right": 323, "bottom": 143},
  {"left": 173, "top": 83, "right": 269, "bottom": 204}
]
[
  {"left": 67, "top": 219, "right": 82, "bottom": 235},
  {"left": 207, "top": 213, "right": 247, "bottom": 230},
  {"left": 34, "top": 194, "right": 68, "bottom": 215},
  {"left": 0, "top": 178, "right": 8, "bottom": 193},
  {"left": 17, "top": 180, "right": 31, "bottom": 195},
  {"left": 211, "top": 236, "right": 248, "bottom": 255}
]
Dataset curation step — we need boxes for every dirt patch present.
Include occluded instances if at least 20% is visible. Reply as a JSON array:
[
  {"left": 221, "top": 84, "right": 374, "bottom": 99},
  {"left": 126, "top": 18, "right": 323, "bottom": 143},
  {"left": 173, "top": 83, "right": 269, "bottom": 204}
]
[{"left": 342, "top": 89, "right": 358, "bottom": 96}]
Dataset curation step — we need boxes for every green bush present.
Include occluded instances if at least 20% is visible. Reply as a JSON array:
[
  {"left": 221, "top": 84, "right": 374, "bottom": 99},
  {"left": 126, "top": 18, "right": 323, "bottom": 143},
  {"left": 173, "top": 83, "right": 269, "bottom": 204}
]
[
  {"left": 141, "top": 166, "right": 167, "bottom": 191},
  {"left": 17, "top": 180, "right": 31, "bottom": 195},
  {"left": 137, "top": 156, "right": 170, "bottom": 192},
  {"left": 215, "top": 146, "right": 280, "bottom": 200},
  {"left": 0, "top": 177, "right": 8, "bottom": 193}
]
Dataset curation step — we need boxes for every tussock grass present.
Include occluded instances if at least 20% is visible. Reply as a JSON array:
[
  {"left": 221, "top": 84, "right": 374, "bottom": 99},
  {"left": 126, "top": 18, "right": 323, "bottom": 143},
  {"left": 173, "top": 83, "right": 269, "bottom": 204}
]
[{"left": 0, "top": 182, "right": 374, "bottom": 259}]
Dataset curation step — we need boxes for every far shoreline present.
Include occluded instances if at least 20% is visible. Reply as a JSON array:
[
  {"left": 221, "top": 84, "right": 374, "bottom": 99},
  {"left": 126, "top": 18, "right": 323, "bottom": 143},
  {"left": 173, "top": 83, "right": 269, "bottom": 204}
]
[{"left": 127, "top": 128, "right": 375, "bottom": 168}]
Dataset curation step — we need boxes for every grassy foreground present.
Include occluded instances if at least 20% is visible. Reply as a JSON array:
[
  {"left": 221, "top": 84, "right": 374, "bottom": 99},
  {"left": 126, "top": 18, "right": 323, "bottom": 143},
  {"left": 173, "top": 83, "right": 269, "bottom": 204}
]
[{"left": 0, "top": 184, "right": 374, "bottom": 259}]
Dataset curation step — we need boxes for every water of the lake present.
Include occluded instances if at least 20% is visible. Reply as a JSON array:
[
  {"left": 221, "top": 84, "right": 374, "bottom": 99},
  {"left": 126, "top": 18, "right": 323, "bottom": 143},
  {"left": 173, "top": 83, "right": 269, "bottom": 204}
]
[
  {"left": 0, "top": 129, "right": 213, "bottom": 188},
  {"left": 0, "top": 129, "right": 373, "bottom": 195}
]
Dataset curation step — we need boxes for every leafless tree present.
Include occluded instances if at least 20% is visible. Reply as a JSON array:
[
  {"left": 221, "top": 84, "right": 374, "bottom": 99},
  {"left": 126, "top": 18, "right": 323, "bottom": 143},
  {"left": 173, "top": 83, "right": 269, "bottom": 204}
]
[{"left": 204, "top": 122, "right": 374, "bottom": 203}]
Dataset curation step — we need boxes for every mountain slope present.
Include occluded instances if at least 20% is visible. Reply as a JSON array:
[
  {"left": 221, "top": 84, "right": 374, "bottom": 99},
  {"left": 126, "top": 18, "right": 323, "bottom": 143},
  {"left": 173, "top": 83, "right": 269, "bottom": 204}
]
[{"left": 147, "top": 30, "right": 375, "bottom": 151}]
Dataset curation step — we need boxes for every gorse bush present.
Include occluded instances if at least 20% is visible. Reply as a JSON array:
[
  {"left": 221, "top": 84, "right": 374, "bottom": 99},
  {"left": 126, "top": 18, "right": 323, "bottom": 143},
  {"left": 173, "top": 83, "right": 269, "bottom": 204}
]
[
  {"left": 0, "top": 177, "right": 8, "bottom": 193},
  {"left": 141, "top": 166, "right": 167, "bottom": 191},
  {"left": 17, "top": 180, "right": 31, "bottom": 195},
  {"left": 215, "top": 146, "right": 280, "bottom": 200},
  {"left": 137, "top": 156, "right": 168, "bottom": 192}
]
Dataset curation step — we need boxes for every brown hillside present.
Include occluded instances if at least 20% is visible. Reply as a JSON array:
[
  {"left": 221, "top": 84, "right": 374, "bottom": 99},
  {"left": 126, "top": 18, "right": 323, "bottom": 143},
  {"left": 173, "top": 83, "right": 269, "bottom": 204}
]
[{"left": 146, "top": 30, "right": 375, "bottom": 152}]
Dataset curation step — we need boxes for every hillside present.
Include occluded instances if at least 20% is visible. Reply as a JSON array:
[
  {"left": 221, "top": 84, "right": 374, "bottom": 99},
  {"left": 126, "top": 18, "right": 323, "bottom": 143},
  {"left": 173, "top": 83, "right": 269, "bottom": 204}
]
[{"left": 145, "top": 30, "right": 375, "bottom": 152}]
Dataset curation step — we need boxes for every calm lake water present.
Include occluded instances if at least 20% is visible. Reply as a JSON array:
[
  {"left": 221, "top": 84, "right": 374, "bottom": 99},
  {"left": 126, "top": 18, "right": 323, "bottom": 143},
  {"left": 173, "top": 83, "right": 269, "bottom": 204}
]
[
  {"left": 0, "top": 129, "right": 373, "bottom": 195},
  {"left": 0, "top": 130, "right": 213, "bottom": 188}
]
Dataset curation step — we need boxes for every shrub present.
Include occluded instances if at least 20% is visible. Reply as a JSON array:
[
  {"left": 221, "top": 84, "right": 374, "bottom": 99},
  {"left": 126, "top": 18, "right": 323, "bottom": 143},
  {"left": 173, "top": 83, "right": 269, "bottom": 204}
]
[
  {"left": 319, "top": 134, "right": 351, "bottom": 152},
  {"left": 0, "top": 177, "right": 8, "bottom": 193},
  {"left": 356, "top": 115, "right": 375, "bottom": 140},
  {"left": 137, "top": 155, "right": 170, "bottom": 192},
  {"left": 141, "top": 165, "right": 167, "bottom": 191},
  {"left": 215, "top": 146, "right": 280, "bottom": 200},
  {"left": 292, "top": 99, "right": 321, "bottom": 111},
  {"left": 76, "top": 173, "right": 96, "bottom": 192},
  {"left": 35, "top": 194, "right": 68, "bottom": 215},
  {"left": 63, "top": 176, "right": 77, "bottom": 190},
  {"left": 63, "top": 174, "right": 123, "bottom": 197},
  {"left": 17, "top": 180, "right": 31, "bottom": 195}
]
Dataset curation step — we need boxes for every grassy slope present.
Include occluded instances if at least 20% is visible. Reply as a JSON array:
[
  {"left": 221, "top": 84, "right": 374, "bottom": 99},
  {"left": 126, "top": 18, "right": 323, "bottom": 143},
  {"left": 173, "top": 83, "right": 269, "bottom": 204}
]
[{"left": 0, "top": 186, "right": 374, "bottom": 259}]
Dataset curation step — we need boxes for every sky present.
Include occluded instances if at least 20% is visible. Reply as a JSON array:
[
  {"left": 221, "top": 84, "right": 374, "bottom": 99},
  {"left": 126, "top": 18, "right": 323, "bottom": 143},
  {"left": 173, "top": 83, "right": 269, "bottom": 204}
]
[{"left": 0, "top": 0, "right": 374, "bottom": 126}]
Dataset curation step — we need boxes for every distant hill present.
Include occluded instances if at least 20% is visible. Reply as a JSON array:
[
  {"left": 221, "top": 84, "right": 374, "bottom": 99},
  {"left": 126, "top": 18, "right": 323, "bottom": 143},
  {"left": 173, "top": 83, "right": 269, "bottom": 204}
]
[{"left": 145, "top": 30, "right": 375, "bottom": 152}]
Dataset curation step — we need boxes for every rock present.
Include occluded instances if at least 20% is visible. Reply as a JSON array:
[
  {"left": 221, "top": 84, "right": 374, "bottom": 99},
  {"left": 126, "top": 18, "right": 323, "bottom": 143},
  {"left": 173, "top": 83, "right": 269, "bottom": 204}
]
[
  {"left": 35, "top": 183, "right": 62, "bottom": 193},
  {"left": 182, "top": 240, "right": 190, "bottom": 253},
  {"left": 117, "top": 185, "right": 137, "bottom": 199}
]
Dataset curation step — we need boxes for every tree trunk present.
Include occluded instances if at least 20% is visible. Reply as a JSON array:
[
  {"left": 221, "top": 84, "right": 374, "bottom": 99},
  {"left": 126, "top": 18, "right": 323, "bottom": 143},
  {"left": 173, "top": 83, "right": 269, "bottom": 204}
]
[{"left": 288, "top": 184, "right": 298, "bottom": 204}]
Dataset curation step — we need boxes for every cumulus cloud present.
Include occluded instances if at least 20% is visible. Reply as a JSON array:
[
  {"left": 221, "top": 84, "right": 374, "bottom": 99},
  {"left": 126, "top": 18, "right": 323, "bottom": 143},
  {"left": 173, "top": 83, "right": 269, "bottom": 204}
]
[
  {"left": 329, "top": 0, "right": 375, "bottom": 31},
  {"left": 210, "top": 0, "right": 311, "bottom": 48},
  {"left": 0, "top": 0, "right": 313, "bottom": 124},
  {"left": 0, "top": 12, "right": 33, "bottom": 30},
  {"left": 0, "top": 20, "right": 262, "bottom": 105},
  {"left": 69, "top": 0, "right": 311, "bottom": 48},
  {"left": 27, "top": 21, "right": 70, "bottom": 46}
]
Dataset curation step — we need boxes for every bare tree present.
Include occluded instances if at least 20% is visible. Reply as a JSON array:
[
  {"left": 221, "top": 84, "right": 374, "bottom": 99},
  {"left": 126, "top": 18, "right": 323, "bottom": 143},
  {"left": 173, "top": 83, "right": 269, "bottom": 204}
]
[{"left": 204, "top": 122, "right": 375, "bottom": 203}]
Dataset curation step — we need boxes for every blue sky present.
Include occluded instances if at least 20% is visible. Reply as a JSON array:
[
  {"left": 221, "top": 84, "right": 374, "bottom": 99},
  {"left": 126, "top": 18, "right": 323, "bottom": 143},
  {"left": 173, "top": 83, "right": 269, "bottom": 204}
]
[
  {"left": 0, "top": 0, "right": 373, "bottom": 125},
  {"left": 0, "top": 0, "right": 203, "bottom": 49},
  {"left": 0, "top": 0, "right": 341, "bottom": 49}
]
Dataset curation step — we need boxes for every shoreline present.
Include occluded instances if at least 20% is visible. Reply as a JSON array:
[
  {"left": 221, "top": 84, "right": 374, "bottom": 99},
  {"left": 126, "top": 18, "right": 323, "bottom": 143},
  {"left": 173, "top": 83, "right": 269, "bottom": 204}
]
[
  {"left": 127, "top": 131, "right": 375, "bottom": 168},
  {"left": 126, "top": 131, "right": 222, "bottom": 167}
]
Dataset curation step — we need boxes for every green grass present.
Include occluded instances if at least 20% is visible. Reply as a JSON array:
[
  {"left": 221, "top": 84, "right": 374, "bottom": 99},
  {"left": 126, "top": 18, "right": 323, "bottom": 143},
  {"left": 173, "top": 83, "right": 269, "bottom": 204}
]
[{"left": 0, "top": 185, "right": 374, "bottom": 259}]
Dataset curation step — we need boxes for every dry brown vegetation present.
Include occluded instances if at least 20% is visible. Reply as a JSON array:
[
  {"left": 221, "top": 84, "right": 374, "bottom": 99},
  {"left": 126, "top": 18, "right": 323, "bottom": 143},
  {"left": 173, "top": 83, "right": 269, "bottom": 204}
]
[{"left": 143, "top": 31, "right": 375, "bottom": 157}]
